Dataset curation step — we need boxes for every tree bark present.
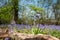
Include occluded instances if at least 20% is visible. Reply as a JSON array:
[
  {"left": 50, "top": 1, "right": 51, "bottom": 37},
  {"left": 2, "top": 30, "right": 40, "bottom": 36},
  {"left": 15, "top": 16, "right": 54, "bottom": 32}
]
[{"left": 13, "top": 0, "right": 18, "bottom": 24}]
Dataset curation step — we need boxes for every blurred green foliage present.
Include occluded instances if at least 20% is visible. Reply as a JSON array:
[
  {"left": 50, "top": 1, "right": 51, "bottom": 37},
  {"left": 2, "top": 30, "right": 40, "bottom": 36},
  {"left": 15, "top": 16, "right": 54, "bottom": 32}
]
[
  {"left": 50, "top": 30, "right": 60, "bottom": 38},
  {"left": 30, "top": 26, "right": 41, "bottom": 34},
  {"left": 0, "top": 5, "right": 13, "bottom": 24},
  {"left": 28, "top": 5, "right": 44, "bottom": 13},
  {"left": 15, "top": 26, "right": 60, "bottom": 38}
]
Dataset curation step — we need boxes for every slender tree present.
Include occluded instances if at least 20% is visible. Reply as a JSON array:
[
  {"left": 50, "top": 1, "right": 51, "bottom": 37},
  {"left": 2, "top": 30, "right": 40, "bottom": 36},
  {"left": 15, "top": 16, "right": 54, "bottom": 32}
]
[
  {"left": 12, "top": 0, "right": 18, "bottom": 24},
  {"left": 53, "top": 0, "right": 60, "bottom": 24}
]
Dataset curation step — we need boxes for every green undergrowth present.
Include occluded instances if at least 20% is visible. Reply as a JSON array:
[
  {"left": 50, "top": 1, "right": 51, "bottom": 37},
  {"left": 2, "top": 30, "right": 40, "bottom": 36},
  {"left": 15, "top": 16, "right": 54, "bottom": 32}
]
[
  {"left": 14, "top": 26, "right": 60, "bottom": 38},
  {"left": 0, "top": 26, "right": 60, "bottom": 38}
]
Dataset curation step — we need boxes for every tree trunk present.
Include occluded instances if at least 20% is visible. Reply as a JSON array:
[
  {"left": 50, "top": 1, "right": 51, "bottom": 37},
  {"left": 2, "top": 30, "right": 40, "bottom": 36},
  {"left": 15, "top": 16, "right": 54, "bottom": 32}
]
[{"left": 13, "top": 0, "right": 18, "bottom": 24}]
